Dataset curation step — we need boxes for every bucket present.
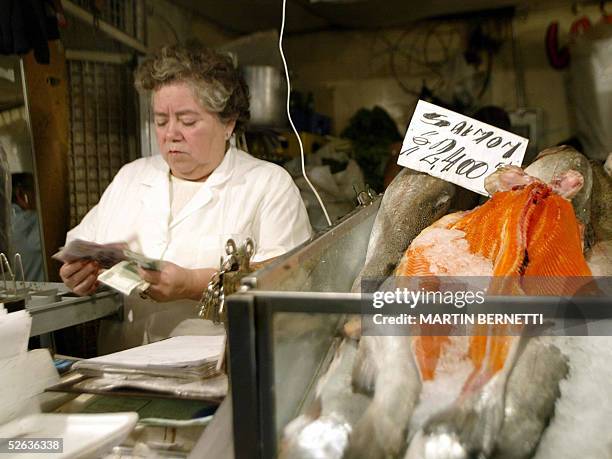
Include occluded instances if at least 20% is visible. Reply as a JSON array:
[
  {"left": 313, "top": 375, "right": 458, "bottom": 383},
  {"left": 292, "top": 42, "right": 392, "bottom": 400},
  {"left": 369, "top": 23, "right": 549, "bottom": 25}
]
[{"left": 243, "top": 66, "right": 288, "bottom": 128}]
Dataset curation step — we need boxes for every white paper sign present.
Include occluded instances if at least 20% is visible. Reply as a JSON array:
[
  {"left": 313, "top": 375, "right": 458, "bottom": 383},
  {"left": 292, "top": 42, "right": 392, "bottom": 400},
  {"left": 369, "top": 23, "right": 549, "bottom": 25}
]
[{"left": 397, "top": 100, "right": 528, "bottom": 195}]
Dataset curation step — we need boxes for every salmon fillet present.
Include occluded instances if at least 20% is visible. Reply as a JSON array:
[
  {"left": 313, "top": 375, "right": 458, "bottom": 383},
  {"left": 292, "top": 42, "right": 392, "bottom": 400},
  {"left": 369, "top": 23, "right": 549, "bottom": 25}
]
[{"left": 396, "top": 182, "right": 591, "bottom": 380}]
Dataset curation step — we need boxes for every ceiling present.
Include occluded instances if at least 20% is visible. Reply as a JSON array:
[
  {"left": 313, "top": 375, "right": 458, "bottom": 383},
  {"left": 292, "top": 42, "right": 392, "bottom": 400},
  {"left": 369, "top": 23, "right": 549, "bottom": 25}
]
[{"left": 172, "top": 0, "right": 576, "bottom": 36}]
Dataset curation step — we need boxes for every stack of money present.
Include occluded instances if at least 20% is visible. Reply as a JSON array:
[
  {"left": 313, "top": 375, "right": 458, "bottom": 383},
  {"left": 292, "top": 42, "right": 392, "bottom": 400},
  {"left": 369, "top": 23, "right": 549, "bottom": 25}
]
[
  {"left": 98, "top": 261, "right": 150, "bottom": 296},
  {"left": 54, "top": 239, "right": 164, "bottom": 296},
  {"left": 123, "top": 250, "right": 162, "bottom": 271},
  {"left": 53, "top": 239, "right": 127, "bottom": 269}
]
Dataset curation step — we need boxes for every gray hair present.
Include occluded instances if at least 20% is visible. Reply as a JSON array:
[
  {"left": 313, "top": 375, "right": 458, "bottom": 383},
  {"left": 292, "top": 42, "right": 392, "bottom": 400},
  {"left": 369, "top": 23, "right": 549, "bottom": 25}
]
[{"left": 135, "top": 45, "right": 250, "bottom": 134}]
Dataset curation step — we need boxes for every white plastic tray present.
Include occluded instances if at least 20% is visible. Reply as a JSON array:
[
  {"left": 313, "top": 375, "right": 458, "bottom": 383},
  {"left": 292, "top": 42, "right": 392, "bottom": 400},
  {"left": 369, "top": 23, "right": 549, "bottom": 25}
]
[{"left": 0, "top": 412, "right": 138, "bottom": 458}]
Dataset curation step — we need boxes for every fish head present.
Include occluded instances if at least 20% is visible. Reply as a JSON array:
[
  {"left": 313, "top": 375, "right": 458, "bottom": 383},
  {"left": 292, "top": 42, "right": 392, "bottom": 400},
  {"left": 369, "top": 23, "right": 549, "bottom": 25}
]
[
  {"left": 534, "top": 144, "right": 580, "bottom": 161},
  {"left": 550, "top": 169, "right": 584, "bottom": 199},
  {"left": 484, "top": 165, "right": 539, "bottom": 195}
]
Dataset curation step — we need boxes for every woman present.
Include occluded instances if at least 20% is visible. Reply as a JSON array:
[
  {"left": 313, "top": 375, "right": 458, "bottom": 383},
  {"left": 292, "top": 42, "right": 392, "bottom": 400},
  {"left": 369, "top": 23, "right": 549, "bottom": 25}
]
[{"left": 59, "top": 45, "right": 312, "bottom": 351}]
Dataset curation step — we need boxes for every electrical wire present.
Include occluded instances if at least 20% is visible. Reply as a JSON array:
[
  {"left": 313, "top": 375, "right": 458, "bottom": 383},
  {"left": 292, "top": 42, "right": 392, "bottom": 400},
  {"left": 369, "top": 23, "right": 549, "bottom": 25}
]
[{"left": 279, "top": 0, "right": 332, "bottom": 227}]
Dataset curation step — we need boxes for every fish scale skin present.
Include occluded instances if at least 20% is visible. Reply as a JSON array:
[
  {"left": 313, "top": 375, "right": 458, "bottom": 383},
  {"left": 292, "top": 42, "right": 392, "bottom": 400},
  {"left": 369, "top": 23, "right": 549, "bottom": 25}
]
[
  {"left": 493, "top": 339, "right": 568, "bottom": 459},
  {"left": 352, "top": 168, "right": 455, "bottom": 292},
  {"left": 524, "top": 145, "right": 592, "bottom": 227},
  {"left": 399, "top": 173, "right": 590, "bottom": 459},
  {"left": 399, "top": 182, "right": 590, "bottom": 380}
]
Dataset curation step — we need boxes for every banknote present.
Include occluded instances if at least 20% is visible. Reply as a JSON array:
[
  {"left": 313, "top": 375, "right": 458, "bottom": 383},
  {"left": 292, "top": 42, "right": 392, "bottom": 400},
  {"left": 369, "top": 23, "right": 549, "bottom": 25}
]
[
  {"left": 54, "top": 239, "right": 163, "bottom": 272},
  {"left": 123, "top": 250, "right": 163, "bottom": 271},
  {"left": 97, "top": 261, "right": 150, "bottom": 296},
  {"left": 53, "top": 239, "right": 128, "bottom": 269}
]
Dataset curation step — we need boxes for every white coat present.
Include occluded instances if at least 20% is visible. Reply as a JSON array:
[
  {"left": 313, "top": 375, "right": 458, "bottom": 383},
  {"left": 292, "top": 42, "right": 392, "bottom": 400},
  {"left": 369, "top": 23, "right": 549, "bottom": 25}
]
[{"left": 67, "top": 146, "right": 312, "bottom": 352}]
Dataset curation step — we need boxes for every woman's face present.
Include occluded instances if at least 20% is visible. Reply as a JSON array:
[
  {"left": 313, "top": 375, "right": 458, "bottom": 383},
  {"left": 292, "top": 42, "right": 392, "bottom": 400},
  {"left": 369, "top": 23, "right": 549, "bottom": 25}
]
[{"left": 153, "top": 82, "right": 235, "bottom": 181}]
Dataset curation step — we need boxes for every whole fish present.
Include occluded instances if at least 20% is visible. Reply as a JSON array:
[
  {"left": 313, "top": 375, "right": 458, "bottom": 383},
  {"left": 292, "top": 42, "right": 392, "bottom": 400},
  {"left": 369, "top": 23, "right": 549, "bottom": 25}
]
[
  {"left": 344, "top": 335, "right": 421, "bottom": 459},
  {"left": 493, "top": 338, "right": 569, "bottom": 459},
  {"left": 279, "top": 339, "right": 371, "bottom": 459},
  {"left": 524, "top": 145, "right": 592, "bottom": 227},
  {"left": 586, "top": 241, "right": 612, "bottom": 276},
  {"left": 351, "top": 168, "right": 455, "bottom": 292},
  {"left": 590, "top": 160, "right": 612, "bottom": 243},
  {"left": 402, "top": 165, "right": 590, "bottom": 459},
  {"left": 405, "top": 337, "right": 522, "bottom": 459},
  {"left": 406, "top": 339, "right": 569, "bottom": 459}
]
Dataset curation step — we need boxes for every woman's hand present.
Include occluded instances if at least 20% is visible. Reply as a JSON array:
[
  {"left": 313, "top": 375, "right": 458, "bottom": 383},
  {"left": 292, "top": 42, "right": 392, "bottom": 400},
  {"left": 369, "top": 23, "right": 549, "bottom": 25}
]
[
  {"left": 138, "top": 262, "right": 215, "bottom": 303},
  {"left": 60, "top": 260, "right": 100, "bottom": 296}
]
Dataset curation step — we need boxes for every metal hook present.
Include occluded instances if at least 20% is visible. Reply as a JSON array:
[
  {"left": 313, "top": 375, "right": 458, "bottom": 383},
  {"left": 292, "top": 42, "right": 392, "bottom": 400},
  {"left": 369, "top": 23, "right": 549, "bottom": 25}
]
[
  {"left": 366, "top": 185, "right": 377, "bottom": 200},
  {"left": 0, "top": 253, "right": 13, "bottom": 294},
  {"left": 244, "top": 238, "right": 255, "bottom": 259},
  {"left": 354, "top": 184, "right": 377, "bottom": 207},
  {"left": 225, "top": 239, "right": 237, "bottom": 256},
  {"left": 14, "top": 253, "right": 25, "bottom": 293},
  {"left": 0, "top": 255, "right": 5, "bottom": 292},
  {"left": 357, "top": 190, "right": 373, "bottom": 206}
]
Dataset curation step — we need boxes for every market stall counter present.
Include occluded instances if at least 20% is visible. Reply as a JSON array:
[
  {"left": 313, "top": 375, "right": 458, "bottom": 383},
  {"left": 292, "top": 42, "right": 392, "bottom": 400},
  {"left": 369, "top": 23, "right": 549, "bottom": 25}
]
[{"left": 225, "top": 198, "right": 381, "bottom": 459}]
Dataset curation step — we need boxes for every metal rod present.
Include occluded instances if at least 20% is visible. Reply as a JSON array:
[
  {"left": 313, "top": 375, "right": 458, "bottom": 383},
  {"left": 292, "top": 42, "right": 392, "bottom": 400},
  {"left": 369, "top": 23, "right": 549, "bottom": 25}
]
[
  {"left": 117, "top": 68, "right": 126, "bottom": 165},
  {"left": 94, "top": 62, "right": 103, "bottom": 203},
  {"left": 14, "top": 253, "right": 25, "bottom": 293},
  {"left": 19, "top": 58, "right": 48, "bottom": 281},
  {"left": 67, "top": 61, "right": 78, "bottom": 227},
  {"left": 65, "top": 50, "right": 133, "bottom": 64},
  {"left": 0, "top": 253, "right": 14, "bottom": 294},
  {"left": 81, "top": 61, "right": 91, "bottom": 220},
  {"left": 0, "top": 253, "right": 6, "bottom": 292},
  {"left": 62, "top": 0, "right": 147, "bottom": 53},
  {"left": 104, "top": 63, "right": 113, "bottom": 190}
]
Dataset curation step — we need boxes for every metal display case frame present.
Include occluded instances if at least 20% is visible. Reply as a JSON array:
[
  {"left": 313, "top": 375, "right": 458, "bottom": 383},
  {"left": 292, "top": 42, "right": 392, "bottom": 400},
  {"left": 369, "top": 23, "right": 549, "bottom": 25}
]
[
  {"left": 227, "top": 199, "right": 380, "bottom": 459},
  {"left": 227, "top": 291, "right": 610, "bottom": 459},
  {"left": 225, "top": 198, "right": 611, "bottom": 459}
]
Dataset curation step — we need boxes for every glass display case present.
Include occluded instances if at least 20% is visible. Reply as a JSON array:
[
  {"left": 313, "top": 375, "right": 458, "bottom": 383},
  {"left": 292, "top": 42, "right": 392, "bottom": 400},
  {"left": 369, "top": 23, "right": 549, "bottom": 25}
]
[
  {"left": 225, "top": 196, "right": 610, "bottom": 459},
  {"left": 226, "top": 198, "right": 380, "bottom": 459}
]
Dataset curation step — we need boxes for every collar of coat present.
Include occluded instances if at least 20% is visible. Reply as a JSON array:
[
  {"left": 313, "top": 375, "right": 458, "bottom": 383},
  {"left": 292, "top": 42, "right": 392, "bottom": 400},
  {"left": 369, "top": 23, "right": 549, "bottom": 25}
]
[
  {"left": 141, "top": 145, "right": 237, "bottom": 189},
  {"left": 138, "top": 146, "right": 239, "bottom": 228}
]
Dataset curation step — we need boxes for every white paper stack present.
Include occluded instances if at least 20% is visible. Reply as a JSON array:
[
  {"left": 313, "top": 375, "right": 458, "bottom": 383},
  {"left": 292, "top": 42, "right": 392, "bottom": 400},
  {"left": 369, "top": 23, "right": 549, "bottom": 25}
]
[
  {"left": 72, "top": 335, "right": 228, "bottom": 399},
  {"left": 0, "top": 308, "right": 60, "bottom": 426},
  {"left": 0, "top": 307, "right": 138, "bottom": 457}
]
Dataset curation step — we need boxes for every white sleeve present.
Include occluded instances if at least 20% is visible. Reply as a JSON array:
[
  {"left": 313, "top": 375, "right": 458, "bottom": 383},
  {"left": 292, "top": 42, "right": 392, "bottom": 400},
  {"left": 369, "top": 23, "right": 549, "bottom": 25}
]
[
  {"left": 65, "top": 205, "right": 100, "bottom": 244},
  {"left": 251, "top": 171, "right": 312, "bottom": 262},
  {"left": 65, "top": 162, "right": 132, "bottom": 245}
]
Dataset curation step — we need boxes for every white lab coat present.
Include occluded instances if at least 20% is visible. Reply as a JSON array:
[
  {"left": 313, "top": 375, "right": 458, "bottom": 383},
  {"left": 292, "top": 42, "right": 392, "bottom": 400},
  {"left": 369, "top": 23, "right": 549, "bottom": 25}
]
[{"left": 67, "top": 146, "right": 312, "bottom": 353}]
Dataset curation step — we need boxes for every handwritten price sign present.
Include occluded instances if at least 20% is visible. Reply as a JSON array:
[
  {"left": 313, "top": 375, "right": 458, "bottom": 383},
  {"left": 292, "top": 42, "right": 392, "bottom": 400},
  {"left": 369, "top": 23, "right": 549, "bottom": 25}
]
[{"left": 398, "top": 100, "right": 528, "bottom": 195}]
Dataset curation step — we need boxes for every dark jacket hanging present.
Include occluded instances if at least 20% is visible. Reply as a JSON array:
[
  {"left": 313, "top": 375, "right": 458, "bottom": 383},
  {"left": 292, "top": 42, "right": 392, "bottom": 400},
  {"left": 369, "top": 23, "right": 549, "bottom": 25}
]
[{"left": 0, "top": 0, "right": 60, "bottom": 64}]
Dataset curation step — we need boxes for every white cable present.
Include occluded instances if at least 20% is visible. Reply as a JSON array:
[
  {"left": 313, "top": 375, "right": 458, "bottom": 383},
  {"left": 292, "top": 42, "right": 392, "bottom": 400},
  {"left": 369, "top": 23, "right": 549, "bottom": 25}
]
[{"left": 279, "top": 0, "right": 333, "bottom": 227}]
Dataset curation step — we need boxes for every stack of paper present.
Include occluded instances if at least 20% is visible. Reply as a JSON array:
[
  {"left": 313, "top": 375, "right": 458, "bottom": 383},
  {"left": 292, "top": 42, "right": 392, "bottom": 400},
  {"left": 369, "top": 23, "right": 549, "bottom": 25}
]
[
  {"left": 72, "top": 335, "right": 227, "bottom": 399},
  {"left": 0, "top": 309, "right": 60, "bottom": 426},
  {"left": 0, "top": 309, "right": 31, "bottom": 359},
  {"left": 0, "top": 307, "right": 138, "bottom": 456}
]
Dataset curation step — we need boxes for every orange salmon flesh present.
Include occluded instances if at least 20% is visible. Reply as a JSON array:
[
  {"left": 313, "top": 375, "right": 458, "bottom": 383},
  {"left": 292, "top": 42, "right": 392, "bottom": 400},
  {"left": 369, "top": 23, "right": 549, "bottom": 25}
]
[{"left": 395, "top": 183, "right": 592, "bottom": 381}]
